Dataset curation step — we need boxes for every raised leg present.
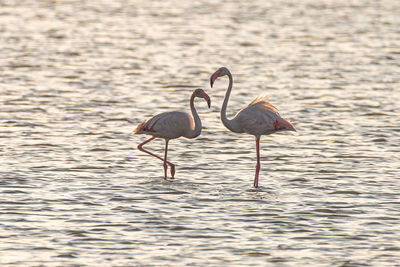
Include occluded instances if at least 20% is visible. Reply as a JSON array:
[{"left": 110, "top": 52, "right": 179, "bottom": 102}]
[
  {"left": 137, "top": 137, "right": 175, "bottom": 178},
  {"left": 254, "top": 137, "right": 260, "bottom": 188}
]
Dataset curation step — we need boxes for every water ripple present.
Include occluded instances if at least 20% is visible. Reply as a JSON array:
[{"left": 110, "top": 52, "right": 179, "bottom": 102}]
[{"left": 1, "top": 0, "right": 400, "bottom": 266}]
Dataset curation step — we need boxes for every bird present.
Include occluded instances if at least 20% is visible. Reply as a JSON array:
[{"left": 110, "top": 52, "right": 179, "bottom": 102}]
[
  {"left": 210, "top": 67, "right": 296, "bottom": 188},
  {"left": 134, "top": 88, "right": 211, "bottom": 179}
]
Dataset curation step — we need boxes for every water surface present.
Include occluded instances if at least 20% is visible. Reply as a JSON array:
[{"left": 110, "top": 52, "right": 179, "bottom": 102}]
[{"left": 1, "top": 0, "right": 400, "bottom": 266}]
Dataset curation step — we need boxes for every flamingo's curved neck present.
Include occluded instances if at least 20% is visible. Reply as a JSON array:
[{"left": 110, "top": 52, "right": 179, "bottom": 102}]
[
  {"left": 221, "top": 71, "right": 240, "bottom": 132},
  {"left": 185, "top": 93, "right": 202, "bottom": 139}
]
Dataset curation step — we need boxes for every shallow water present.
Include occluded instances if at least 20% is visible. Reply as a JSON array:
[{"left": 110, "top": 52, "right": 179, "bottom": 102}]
[{"left": 1, "top": 0, "right": 400, "bottom": 266}]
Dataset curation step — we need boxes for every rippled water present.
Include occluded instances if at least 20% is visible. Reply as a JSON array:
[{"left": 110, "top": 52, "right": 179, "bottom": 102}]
[{"left": 1, "top": 0, "right": 400, "bottom": 266}]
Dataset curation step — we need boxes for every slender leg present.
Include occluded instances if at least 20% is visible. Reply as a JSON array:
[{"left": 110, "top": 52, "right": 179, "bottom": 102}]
[
  {"left": 254, "top": 137, "right": 260, "bottom": 188},
  {"left": 164, "top": 139, "right": 175, "bottom": 178},
  {"left": 137, "top": 137, "right": 175, "bottom": 178},
  {"left": 163, "top": 140, "right": 169, "bottom": 179}
]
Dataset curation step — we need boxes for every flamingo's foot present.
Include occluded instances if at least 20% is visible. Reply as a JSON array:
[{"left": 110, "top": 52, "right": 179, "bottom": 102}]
[
  {"left": 170, "top": 164, "right": 175, "bottom": 179},
  {"left": 254, "top": 178, "right": 259, "bottom": 188},
  {"left": 253, "top": 176, "right": 259, "bottom": 188},
  {"left": 253, "top": 177, "right": 259, "bottom": 188}
]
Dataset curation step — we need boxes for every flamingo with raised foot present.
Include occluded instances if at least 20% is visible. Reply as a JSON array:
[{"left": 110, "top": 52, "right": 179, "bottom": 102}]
[
  {"left": 134, "top": 88, "right": 211, "bottom": 179},
  {"left": 210, "top": 67, "right": 296, "bottom": 188}
]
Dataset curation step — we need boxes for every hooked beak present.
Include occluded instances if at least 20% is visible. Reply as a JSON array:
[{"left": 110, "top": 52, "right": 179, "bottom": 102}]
[
  {"left": 210, "top": 69, "right": 221, "bottom": 88},
  {"left": 199, "top": 90, "right": 211, "bottom": 108}
]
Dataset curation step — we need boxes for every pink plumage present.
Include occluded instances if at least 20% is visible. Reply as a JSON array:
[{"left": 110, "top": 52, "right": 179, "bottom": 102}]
[
  {"left": 134, "top": 111, "right": 195, "bottom": 139},
  {"left": 234, "top": 96, "right": 295, "bottom": 135}
]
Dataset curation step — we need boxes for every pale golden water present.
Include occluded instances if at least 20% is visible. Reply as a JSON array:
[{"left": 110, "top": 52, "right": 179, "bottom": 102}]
[{"left": 1, "top": 0, "right": 400, "bottom": 266}]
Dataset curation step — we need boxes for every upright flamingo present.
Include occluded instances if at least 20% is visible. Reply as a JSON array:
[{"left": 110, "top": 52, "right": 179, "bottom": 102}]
[
  {"left": 210, "top": 67, "right": 296, "bottom": 188},
  {"left": 134, "top": 88, "right": 211, "bottom": 179}
]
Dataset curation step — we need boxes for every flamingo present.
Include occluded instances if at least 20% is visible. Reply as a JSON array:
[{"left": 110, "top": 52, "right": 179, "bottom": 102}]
[
  {"left": 210, "top": 67, "right": 296, "bottom": 188},
  {"left": 134, "top": 88, "right": 211, "bottom": 179}
]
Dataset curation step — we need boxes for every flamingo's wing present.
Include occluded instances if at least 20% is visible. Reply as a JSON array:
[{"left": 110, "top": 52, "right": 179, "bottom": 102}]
[
  {"left": 235, "top": 99, "right": 295, "bottom": 135},
  {"left": 135, "top": 111, "right": 193, "bottom": 139},
  {"left": 235, "top": 105, "right": 278, "bottom": 135},
  {"left": 249, "top": 96, "right": 280, "bottom": 115},
  {"left": 153, "top": 112, "right": 192, "bottom": 133},
  {"left": 134, "top": 113, "right": 164, "bottom": 134}
]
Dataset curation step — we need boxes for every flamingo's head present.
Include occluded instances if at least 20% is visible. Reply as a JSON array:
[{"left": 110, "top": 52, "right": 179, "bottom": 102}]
[
  {"left": 193, "top": 88, "right": 211, "bottom": 108},
  {"left": 210, "top": 67, "right": 229, "bottom": 88}
]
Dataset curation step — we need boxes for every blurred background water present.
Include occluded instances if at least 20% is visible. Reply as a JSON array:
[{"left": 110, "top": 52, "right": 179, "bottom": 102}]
[{"left": 1, "top": 0, "right": 400, "bottom": 266}]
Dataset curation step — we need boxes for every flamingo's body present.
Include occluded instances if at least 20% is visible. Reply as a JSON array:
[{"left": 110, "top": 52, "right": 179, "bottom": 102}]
[
  {"left": 134, "top": 89, "right": 210, "bottom": 179},
  {"left": 135, "top": 111, "right": 195, "bottom": 139},
  {"left": 210, "top": 67, "right": 296, "bottom": 188}
]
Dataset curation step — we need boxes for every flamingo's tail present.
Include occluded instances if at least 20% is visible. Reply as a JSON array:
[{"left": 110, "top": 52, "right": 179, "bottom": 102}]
[
  {"left": 276, "top": 118, "right": 296, "bottom": 132},
  {"left": 133, "top": 121, "right": 145, "bottom": 134}
]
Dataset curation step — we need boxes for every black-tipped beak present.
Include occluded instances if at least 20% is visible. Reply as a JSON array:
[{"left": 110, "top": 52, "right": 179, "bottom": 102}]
[
  {"left": 210, "top": 69, "right": 221, "bottom": 88},
  {"left": 207, "top": 99, "right": 211, "bottom": 108}
]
